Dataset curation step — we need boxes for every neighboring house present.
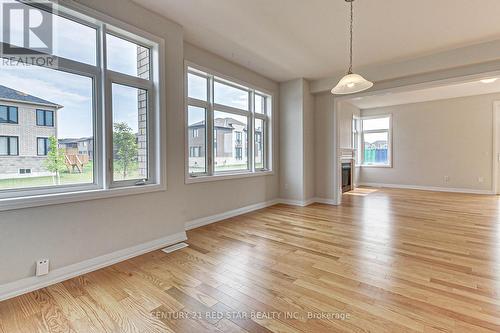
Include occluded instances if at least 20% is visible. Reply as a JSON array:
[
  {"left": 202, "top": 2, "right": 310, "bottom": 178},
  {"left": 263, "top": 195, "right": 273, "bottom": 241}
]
[
  {"left": 365, "top": 140, "right": 388, "bottom": 150},
  {"left": 188, "top": 117, "right": 262, "bottom": 171},
  {"left": 59, "top": 137, "right": 94, "bottom": 160},
  {"left": 0, "top": 85, "right": 62, "bottom": 179},
  {"left": 364, "top": 140, "right": 388, "bottom": 164}
]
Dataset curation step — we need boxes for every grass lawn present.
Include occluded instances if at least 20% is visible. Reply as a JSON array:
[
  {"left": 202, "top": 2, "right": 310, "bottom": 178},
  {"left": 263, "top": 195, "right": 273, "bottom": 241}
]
[
  {"left": 0, "top": 162, "right": 95, "bottom": 190},
  {"left": 215, "top": 164, "right": 249, "bottom": 172},
  {"left": 0, "top": 161, "right": 149, "bottom": 191},
  {"left": 113, "top": 161, "right": 142, "bottom": 181},
  {"left": 0, "top": 160, "right": 146, "bottom": 190}
]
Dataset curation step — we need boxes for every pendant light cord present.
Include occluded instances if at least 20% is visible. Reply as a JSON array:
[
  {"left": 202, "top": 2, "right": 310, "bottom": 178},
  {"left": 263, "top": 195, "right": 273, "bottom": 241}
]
[{"left": 348, "top": 0, "right": 353, "bottom": 74}]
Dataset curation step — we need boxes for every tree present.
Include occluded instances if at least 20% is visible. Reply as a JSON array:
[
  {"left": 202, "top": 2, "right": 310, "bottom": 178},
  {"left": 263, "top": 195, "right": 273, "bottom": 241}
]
[
  {"left": 113, "top": 122, "right": 138, "bottom": 179},
  {"left": 44, "top": 136, "right": 66, "bottom": 185}
]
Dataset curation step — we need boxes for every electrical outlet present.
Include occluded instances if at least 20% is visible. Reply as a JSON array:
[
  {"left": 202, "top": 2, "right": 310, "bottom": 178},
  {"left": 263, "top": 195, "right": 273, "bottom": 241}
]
[
  {"left": 36, "top": 259, "right": 49, "bottom": 277},
  {"left": 284, "top": 183, "right": 289, "bottom": 190},
  {"left": 444, "top": 176, "right": 450, "bottom": 183},
  {"left": 478, "top": 177, "right": 484, "bottom": 184}
]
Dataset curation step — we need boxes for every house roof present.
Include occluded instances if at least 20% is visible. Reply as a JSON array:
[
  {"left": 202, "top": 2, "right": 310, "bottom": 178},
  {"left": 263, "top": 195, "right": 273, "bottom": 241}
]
[
  {"left": 190, "top": 117, "right": 246, "bottom": 129},
  {"left": 58, "top": 137, "right": 93, "bottom": 144},
  {"left": 0, "top": 84, "right": 61, "bottom": 108}
]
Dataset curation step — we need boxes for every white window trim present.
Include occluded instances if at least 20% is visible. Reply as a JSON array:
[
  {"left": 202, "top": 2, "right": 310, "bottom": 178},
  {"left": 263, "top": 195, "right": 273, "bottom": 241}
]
[
  {"left": 352, "top": 115, "right": 361, "bottom": 167},
  {"left": 359, "top": 114, "right": 393, "bottom": 168},
  {"left": 184, "top": 61, "right": 274, "bottom": 184},
  {"left": 0, "top": 0, "right": 166, "bottom": 211}
]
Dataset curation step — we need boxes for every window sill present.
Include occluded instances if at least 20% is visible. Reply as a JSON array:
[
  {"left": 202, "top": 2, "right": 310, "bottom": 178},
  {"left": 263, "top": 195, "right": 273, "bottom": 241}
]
[
  {"left": 186, "top": 170, "right": 274, "bottom": 184},
  {"left": 360, "top": 164, "right": 392, "bottom": 168},
  {"left": 0, "top": 183, "right": 165, "bottom": 212}
]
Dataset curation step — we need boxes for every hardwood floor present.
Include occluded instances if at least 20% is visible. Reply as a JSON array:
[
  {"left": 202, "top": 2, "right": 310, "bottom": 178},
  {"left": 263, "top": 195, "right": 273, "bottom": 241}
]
[{"left": 1, "top": 187, "right": 500, "bottom": 332}]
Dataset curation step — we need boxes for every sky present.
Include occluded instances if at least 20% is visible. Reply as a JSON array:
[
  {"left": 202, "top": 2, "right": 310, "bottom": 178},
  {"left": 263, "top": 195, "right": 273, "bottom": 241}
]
[
  {"left": 0, "top": 0, "right": 260, "bottom": 139},
  {"left": 187, "top": 72, "right": 258, "bottom": 126},
  {"left": 0, "top": 0, "right": 142, "bottom": 138},
  {"left": 362, "top": 117, "right": 390, "bottom": 144}
]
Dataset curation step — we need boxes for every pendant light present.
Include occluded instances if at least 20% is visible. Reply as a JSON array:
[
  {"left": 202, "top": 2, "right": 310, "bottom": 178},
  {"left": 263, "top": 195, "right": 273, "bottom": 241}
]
[{"left": 331, "top": 0, "right": 373, "bottom": 95}]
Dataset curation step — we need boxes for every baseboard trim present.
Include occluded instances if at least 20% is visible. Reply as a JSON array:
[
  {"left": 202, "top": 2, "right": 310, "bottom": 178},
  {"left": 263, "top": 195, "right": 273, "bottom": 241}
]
[
  {"left": 278, "top": 198, "right": 312, "bottom": 207},
  {"left": 0, "top": 231, "right": 187, "bottom": 302},
  {"left": 312, "top": 197, "right": 338, "bottom": 205},
  {"left": 279, "top": 197, "right": 338, "bottom": 207},
  {"left": 185, "top": 199, "right": 281, "bottom": 231},
  {"left": 359, "top": 182, "right": 494, "bottom": 195},
  {"left": 185, "top": 197, "right": 340, "bottom": 231}
]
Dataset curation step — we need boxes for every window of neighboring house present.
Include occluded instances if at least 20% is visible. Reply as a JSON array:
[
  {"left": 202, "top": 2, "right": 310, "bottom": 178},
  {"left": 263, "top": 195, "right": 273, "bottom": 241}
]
[
  {"left": 189, "top": 146, "right": 201, "bottom": 158},
  {"left": 214, "top": 111, "right": 247, "bottom": 172},
  {"left": 235, "top": 147, "right": 242, "bottom": 160},
  {"left": 360, "top": 115, "right": 392, "bottom": 167},
  {"left": 186, "top": 65, "right": 272, "bottom": 180},
  {"left": 0, "top": 106, "right": 18, "bottom": 124},
  {"left": 235, "top": 131, "right": 242, "bottom": 144},
  {"left": 37, "top": 138, "right": 50, "bottom": 156},
  {"left": 36, "top": 110, "right": 54, "bottom": 127},
  {"left": 0, "top": 136, "right": 18, "bottom": 156},
  {"left": 187, "top": 106, "right": 207, "bottom": 174},
  {"left": 0, "top": 1, "right": 163, "bottom": 205}
]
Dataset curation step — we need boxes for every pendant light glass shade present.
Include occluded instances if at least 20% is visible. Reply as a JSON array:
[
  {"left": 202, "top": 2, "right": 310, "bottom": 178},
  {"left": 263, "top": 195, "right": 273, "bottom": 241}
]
[
  {"left": 331, "top": 0, "right": 373, "bottom": 95},
  {"left": 331, "top": 73, "right": 373, "bottom": 95}
]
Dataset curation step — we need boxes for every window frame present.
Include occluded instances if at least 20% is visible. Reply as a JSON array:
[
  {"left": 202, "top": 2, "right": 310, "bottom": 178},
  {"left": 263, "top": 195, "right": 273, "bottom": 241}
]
[
  {"left": 352, "top": 115, "right": 360, "bottom": 166},
  {"left": 36, "top": 109, "right": 55, "bottom": 127},
  {"left": 37, "top": 137, "right": 50, "bottom": 156},
  {"left": 0, "top": 136, "right": 19, "bottom": 156},
  {"left": 0, "top": 105, "right": 18, "bottom": 124},
  {"left": 359, "top": 114, "right": 393, "bottom": 168},
  {"left": 0, "top": 0, "right": 165, "bottom": 211},
  {"left": 184, "top": 62, "right": 273, "bottom": 183}
]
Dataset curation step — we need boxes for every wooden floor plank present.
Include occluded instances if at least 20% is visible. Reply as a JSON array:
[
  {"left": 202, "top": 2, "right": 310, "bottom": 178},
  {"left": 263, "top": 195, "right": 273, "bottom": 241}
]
[{"left": 1, "top": 187, "right": 500, "bottom": 332}]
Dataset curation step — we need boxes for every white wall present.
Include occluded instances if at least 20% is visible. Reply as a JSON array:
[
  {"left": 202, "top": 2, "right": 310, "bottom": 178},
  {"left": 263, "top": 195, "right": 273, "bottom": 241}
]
[
  {"left": 359, "top": 93, "right": 498, "bottom": 192},
  {"left": 279, "top": 78, "right": 314, "bottom": 202},
  {"left": 313, "top": 98, "right": 360, "bottom": 202},
  {"left": 303, "top": 80, "right": 315, "bottom": 201},
  {"left": 338, "top": 102, "right": 361, "bottom": 186},
  {"left": 279, "top": 79, "right": 304, "bottom": 201},
  {"left": 314, "top": 92, "right": 336, "bottom": 201},
  {"left": 338, "top": 102, "right": 360, "bottom": 149},
  {"left": 0, "top": 0, "right": 280, "bottom": 287}
]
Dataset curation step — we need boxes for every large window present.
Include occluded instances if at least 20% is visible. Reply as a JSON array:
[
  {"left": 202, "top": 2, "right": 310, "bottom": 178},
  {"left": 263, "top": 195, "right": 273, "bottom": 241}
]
[
  {"left": 0, "top": 136, "right": 18, "bottom": 156},
  {"left": 36, "top": 110, "right": 54, "bottom": 127},
  {"left": 186, "top": 66, "right": 272, "bottom": 179},
  {"left": 37, "top": 138, "right": 49, "bottom": 156},
  {"left": 356, "top": 115, "right": 392, "bottom": 167},
  {"left": 0, "top": 1, "right": 162, "bottom": 205},
  {"left": 0, "top": 106, "right": 18, "bottom": 124}
]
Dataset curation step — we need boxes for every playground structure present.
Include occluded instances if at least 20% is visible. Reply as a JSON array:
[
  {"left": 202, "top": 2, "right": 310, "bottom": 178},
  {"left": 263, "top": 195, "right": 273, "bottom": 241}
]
[{"left": 64, "top": 148, "right": 90, "bottom": 173}]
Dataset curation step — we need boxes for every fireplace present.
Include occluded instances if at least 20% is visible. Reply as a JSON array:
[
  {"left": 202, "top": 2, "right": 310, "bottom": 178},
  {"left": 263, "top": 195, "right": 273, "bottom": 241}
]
[{"left": 342, "top": 161, "right": 352, "bottom": 193}]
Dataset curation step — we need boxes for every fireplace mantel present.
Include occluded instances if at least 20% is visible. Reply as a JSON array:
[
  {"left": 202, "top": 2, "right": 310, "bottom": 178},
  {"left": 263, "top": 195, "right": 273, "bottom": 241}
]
[
  {"left": 339, "top": 148, "right": 355, "bottom": 161},
  {"left": 338, "top": 148, "right": 355, "bottom": 194}
]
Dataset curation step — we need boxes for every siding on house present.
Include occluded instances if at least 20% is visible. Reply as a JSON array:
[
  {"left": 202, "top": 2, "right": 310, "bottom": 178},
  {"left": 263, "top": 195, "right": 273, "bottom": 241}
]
[
  {"left": 0, "top": 85, "right": 60, "bottom": 178},
  {"left": 188, "top": 117, "right": 253, "bottom": 171}
]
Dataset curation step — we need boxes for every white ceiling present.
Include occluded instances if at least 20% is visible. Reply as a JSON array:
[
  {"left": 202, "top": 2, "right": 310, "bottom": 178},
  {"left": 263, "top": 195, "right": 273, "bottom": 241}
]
[
  {"left": 134, "top": 0, "right": 500, "bottom": 82},
  {"left": 347, "top": 77, "right": 500, "bottom": 109}
]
